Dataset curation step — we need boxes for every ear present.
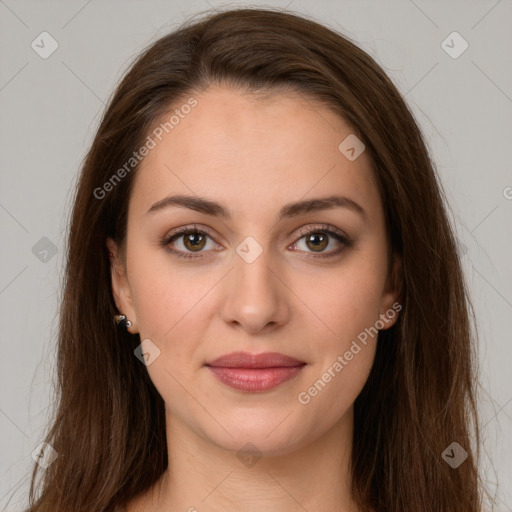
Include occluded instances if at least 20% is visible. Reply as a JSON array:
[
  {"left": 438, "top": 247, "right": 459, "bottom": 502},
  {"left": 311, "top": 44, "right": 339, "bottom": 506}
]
[
  {"left": 378, "top": 252, "right": 402, "bottom": 330},
  {"left": 106, "top": 237, "right": 138, "bottom": 334}
]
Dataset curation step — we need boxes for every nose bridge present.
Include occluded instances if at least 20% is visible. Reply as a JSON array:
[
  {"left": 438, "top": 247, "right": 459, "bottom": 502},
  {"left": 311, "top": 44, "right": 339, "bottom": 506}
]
[{"left": 220, "top": 235, "right": 289, "bottom": 333}]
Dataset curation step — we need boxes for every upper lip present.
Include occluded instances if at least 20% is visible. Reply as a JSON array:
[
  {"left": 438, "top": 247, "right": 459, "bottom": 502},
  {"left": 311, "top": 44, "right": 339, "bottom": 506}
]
[{"left": 205, "top": 351, "right": 306, "bottom": 368}]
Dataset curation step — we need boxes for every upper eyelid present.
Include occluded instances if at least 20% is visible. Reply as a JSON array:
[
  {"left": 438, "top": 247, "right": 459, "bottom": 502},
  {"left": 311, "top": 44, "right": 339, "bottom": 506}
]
[{"left": 296, "top": 223, "right": 348, "bottom": 240}]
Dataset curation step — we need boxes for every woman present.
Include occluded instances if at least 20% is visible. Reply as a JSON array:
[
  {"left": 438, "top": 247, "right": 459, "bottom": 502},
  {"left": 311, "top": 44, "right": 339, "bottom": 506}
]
[{"left": 26, "top": 7, "right": 484, "bottom": 512}]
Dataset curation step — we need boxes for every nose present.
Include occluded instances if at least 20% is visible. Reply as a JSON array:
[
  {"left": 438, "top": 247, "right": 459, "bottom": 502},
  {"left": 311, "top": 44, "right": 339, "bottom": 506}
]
[{"left": 220, "top": 246, "right": 291, "bottom": 335}]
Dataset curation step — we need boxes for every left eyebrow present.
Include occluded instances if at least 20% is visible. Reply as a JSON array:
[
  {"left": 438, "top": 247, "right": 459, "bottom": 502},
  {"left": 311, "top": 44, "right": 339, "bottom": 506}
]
[
  {"left": 146, "top": 194, "right": 367, "bottom": 221},
  {"left": 278, "top": 195, "right": 366, "bottom": 221}
]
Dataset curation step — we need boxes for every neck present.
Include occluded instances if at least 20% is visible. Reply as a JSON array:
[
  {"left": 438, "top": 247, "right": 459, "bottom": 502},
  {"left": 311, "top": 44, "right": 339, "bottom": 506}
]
[{"left": 138, "top": 406, "right": 360, "bottom": 512}]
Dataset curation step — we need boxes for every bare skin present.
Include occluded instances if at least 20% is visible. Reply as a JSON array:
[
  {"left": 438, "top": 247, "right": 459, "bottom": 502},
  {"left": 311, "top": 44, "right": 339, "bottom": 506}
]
[{"left": 108, "top": 85, "right": 400, "bottom": 512}]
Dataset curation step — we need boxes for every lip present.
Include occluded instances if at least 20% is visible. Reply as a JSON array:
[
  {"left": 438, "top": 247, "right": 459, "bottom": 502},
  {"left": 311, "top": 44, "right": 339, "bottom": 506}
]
[
  {"left": 205, "top": 351, "right": 305, "bottom": 368},
  {"left": 205, "top": 351, "right": 306, "bottom": 392}
]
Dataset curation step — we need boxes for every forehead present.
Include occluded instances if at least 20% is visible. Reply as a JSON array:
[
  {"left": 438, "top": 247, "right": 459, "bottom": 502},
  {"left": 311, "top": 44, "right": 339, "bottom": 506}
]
[{"left": 129, "top": 85, "right": 382, "bottom": 224}]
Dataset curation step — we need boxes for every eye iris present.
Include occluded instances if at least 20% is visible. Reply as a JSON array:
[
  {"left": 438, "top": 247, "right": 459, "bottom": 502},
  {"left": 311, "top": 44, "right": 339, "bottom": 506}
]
[
  {"left": 306, "top": 232, "right": 328, "bottom": 252},
  {"left": 184, "top": 232, "right": 206, "bottom": 251}
]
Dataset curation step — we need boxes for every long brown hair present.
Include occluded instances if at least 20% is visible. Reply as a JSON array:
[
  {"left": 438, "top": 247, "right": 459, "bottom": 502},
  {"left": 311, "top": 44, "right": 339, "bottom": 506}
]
[{"left": 25, "top": 7, "right": 484, "bottom": 512}]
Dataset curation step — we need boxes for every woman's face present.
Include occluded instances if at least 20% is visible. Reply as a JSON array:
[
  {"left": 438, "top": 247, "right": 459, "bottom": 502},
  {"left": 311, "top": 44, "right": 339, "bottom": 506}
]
[{"left": 108, "top": 85, "right": 400, "bottom": 456}]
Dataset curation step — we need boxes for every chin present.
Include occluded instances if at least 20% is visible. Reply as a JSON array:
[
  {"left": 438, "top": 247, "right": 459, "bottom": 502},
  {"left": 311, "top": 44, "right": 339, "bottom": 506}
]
[{"left": 200, "top": 414, "right": 313, "bottom": 458}]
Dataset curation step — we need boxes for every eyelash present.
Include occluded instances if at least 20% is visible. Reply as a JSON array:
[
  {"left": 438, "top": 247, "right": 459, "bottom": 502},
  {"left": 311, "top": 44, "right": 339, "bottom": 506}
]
[{"left": 160, "top": 223, "right": 352, "bottom": 261}]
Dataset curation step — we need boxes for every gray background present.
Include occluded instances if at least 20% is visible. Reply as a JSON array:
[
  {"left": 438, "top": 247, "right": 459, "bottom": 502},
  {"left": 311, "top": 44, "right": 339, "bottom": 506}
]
[{"left": 0, "top": 0, "right": 511, "bottom": 510}]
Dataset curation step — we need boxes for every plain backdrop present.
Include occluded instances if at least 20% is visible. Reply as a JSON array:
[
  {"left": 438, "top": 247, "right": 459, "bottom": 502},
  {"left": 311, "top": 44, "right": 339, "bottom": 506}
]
[{"left": 0, "top": 0, "right": 511, "bottom": 510}]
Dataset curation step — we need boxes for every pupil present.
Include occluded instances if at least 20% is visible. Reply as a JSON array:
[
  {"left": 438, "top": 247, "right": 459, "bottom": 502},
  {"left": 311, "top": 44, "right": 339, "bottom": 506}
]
[
  {"left": 308, "top": 233, "right": 327, "bottom": 251},
  {"left": 186, "top": 233, "right": 204, "bottom": 250}
]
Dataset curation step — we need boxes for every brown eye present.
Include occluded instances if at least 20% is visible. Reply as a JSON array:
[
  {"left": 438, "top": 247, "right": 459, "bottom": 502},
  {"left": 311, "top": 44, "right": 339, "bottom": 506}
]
[
  {"left": 162, "top": 227, "right": 219, "bottom": 260},
  {"left": 183, "top": 232, "right": 207, "bottom": 252},
  {"left": 292, "top": 225, "right": 352, "bottom": 259},
  {"left": 304, "top": 232, "right": 328, "bottom": 252}
]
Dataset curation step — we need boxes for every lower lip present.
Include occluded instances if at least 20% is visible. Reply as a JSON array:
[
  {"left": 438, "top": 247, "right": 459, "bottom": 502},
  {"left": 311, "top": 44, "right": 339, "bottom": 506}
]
[{"left": 206, "top": 365, "right": 306, "bottom": 392}]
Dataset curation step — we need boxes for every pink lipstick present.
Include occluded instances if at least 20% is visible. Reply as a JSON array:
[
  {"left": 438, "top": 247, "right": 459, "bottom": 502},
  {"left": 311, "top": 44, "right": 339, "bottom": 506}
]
[{"left": 205, "top": 351, "right": 306, "bottom": 392}]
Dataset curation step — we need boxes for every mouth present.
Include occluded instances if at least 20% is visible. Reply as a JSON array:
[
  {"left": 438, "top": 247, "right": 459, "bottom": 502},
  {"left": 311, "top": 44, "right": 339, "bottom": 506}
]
[{"left": 204, "top": 351, "right": 306, "bottom": 392}]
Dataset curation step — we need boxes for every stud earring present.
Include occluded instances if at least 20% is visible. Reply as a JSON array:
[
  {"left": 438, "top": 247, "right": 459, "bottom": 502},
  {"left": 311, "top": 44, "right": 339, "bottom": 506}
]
[{"left": 114, "top": 314, "right": 132, "bottom": 330}]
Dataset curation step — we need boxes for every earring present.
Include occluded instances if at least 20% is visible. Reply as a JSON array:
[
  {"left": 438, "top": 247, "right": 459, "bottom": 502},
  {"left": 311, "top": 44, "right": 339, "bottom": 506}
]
[{"left": 114, "top": 314, "right": 132, "bottom": 330}]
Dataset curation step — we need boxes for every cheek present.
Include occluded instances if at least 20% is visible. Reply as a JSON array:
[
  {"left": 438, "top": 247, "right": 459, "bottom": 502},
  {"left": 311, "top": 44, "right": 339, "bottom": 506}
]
[
  {"left": 295, "top": 272, "right": 381, "bottom": 418},
  {"left": 291, "top": 253, "right": 385, "bottom": 406},
  {"left": 127, "top": 253, "right": 216, "bottom": 409},
  {"left": 128, "top": 246, "right": 216, "bottom": 340},
  {"left": 295, "top": 258, "right": 387, "bottom": 349},
  {"left": 296, "top": 344, "right": 376, "bottom": 430}
]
